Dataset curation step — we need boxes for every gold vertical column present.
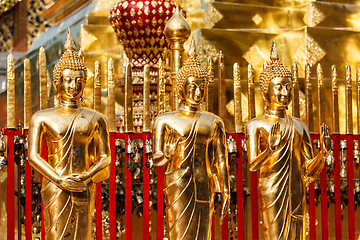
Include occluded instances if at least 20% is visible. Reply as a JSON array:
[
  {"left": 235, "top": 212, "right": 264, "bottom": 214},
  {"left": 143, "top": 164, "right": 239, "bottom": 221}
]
[
  {"left": 124, "top": 63, "right": 134, "bottom": 133},
  {"left": 24, "top": 58, "right": 31, "bottom": 130},
  {"left": 94, "top": 61, "right": 101, "bottom": 112},
  {"left": 206, "top": 57, "right": 214, "bottom": 113},
  {"left": 317, "top": 63, "right": 325, "bottom": 130},
  {"left": 345, "top": 65, "right": 353, "bottom": 134},
  {"left": 38, "top": 45, "right": 48, "bottom": 110},
  {"left": 332, "top": 65, "right": 340, "bottom": 133},
  {"left": 7, "top": 53, "right": 15, "bottom": 129},
  {"left": 356, "top": 67, "right": 360, "bottom": 134},
  {"left": 218, "top": 51, "right": 226, "bottom": 122},
  {"left": 248, "top": 64, "right": 255, "bottom": 120},
  {"left": 291, "top": 62, "right": 300, "bottom": 118},
  {"left": 157, "top": 58, "right": 166, "bottom": 115},
  {"left": 234, "top": 63, "right": 242, "bottom": 133},
  {"left": 143, "top": 65, "right": 151, "bottom": 132},
  {"left": 164, "top": 7, "right": 191, "bottom": 110},
  {"left": 305, "top": 63, "right": 313, "bottom": 132},
  {"left": 107, "top": 58, "right": 116, "bottom": 133}
]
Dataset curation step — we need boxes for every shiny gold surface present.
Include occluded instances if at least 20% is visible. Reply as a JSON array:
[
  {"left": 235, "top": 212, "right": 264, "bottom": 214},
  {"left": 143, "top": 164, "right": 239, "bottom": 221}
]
[
  {"left": 317, "top": 63, "right": 325, "bottom": 130},
  {"left": 28, "top": 29, "right": 111, "bottom": 240},
  {"left": 7, "top": 53, "right": 15, "bottom": 129},
  {"left": 331, "top": 65, "right": 340, "bottom": 134},
  {"left": 305, "top": 63, "right": 313, "bottom": 132},
  {"left": 291, "top": 62, "right": 299, "bottom": 118},
  {"left": 206, "top": 57, "right": 214, "bottom": 113},
  {"left": 245, "top": 42, "right": 331, "bottom": 240},
  {"left": 94, "top": 61, "right": 101, "bottom": 112},
  {"left": 107, "top": 58, "right": 116, "bottom": 133},
  {"left": 24, "top": 58, "right": 32, "bottom": 130},
  {"left": 124, "top": 63, "right": 134, "bottom": 133},
  {"left": 247, "top": 64, "right": 255, "bottom": 120},
  {"left": 158, "top": 58, "right": 166, "bottom": 115},
  {"left": 233, "top": 62, "right": 243, "bottom": 133},
  {"left": 357, "top": 66, "right": 360, "bottom": 134},
  {"left": 39, "top": 45, "right": 48, "bottom": 110},
  {"left": 346, "top": 65, "right": 353, "bottom": 134},
  {"left": 143, "top": 65, "right": 151, "bottom": 132},
  {"left": 152, "top": 43, "right": 230, "bottom": 240},
  {"left": 164, "top": 7, "right": 191, "bottom": 110},
  {"left": 218, "top": 51, "right": 226, "bottom": 122}
]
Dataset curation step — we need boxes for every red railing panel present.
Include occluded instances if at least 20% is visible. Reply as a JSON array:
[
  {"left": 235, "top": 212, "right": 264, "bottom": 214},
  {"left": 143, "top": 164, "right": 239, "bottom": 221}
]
[
  {"left": 309, "top": 134, "right": 317, "bottom": 240},
  {"left": 109, "top": 132, "right": 117, "bottom": 240},
  {"left": 333, "top": 134, "right": 342, "bottom": 240},
  {"left": 142, "top": 132, "right": 150, "bottom": 240},
  {"left": 125, "top": 133, "right": 133, "bottom": 240},
  {"left": 236, "top": 133, "right": 244, "bottom": 240},
  {"left": 346, "top": 134, "right": 355, "bottom": 240}
]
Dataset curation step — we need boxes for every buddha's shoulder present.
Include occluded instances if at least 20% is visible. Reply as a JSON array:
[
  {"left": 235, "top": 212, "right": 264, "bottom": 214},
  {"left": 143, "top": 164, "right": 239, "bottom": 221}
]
[{"left": 245, "top": 116, "right": 267, "bottom": 128}]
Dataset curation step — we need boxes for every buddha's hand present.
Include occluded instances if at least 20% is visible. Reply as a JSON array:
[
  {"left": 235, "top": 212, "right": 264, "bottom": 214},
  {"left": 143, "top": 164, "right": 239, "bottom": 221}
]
[
  {"left": 70, "top": 173, "right": 92, "bottom": 185},
  {"left": 220, "top": 192, "right": 230, "bottom": 225},
  {"left": 320, "top": 123, "right": 331, "bottom": 155},
  {"left": 57, "top": 175, "right": 88, "bottom": 192},
  {"left": 269, "top": 121, "right": 282, "bottom": 151},
  {"left": 164, "top": 129, "right": 180, "bottom": 159}
]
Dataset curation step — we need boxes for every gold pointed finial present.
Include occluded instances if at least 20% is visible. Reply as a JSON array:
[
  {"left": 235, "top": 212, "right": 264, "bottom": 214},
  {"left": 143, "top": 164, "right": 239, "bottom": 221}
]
[
  {"left": 270, "top": 40, "right": 279, "bottom": 61},
  {"left": 64, "top": 28, "right": 76, "bottom": 51}
]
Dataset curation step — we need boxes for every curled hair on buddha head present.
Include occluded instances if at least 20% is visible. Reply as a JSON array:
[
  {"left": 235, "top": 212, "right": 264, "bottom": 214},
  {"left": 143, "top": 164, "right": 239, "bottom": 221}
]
[
  {"left": 175, "top": 38, "right": 208, "bottom": 100},
  {"left": 53, "top": 28, "right": 87, "bottom": 85},
  {"left": 259, "top": 40, "right": 292, "bottom": 107}
]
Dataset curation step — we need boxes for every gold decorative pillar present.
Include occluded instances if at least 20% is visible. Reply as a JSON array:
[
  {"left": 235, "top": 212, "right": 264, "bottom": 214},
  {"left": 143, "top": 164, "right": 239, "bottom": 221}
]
[
  {"left": 24, "top": 58, "right": 31, "bottom": 129},
  {"left": 218, "top": 51, "right": 226, "bottom": 122},
  {"left": 7, "top": 53, "right": 15, "bottom": 129},
  {"left": 94, "top": 61, "right": 101, "bottom": 112},
  {"left": 143, "top": 65, "right": 151, "bottom": 132},
  {"left": 38, "top": 45, "right": 48, "bottom": 110},
  {"left": 124, "top": 63, "right": 134, "bottom": 133},
  {"left": 233, "top": 62, "right": 242, "bottom": 133},
  {"left": 107, "top": 58, "right": 116, "bottom": 133},
  {"left": 206, "top": 57, "right": 214, "bottom": 113},
  {"left": 164, "top": 7, "right": 191, "bottom": 110},
  {"left": 332, "top": 65, "right": 339, "bottom": 134}
]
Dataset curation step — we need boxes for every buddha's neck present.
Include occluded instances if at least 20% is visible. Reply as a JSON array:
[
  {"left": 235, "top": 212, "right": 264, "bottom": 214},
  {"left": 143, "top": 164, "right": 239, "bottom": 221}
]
[
  {"left": 180, "top": 103, "right": 199, "bottom": 112},
  {"left": 60, "top": 98, "right": 81, "bottom": 109},
  {"left": 265, "top": 107, "right": 287, "bottom": 118}
]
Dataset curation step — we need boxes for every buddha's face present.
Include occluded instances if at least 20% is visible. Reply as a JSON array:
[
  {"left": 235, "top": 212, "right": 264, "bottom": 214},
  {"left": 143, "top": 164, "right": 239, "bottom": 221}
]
[
  {"left": 181, "top": 77, "right": 207, "bottom": 105},
  {"left": 55, "top": 69, "right": 85, "bottom": 101},
  {"left": 267, "top": 77, "right": 292, "bottom": 108}
]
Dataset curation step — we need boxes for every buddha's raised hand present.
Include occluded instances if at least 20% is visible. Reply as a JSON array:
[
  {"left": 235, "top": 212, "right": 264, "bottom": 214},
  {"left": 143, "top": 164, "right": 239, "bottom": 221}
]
[
  {"left": 164, "top": 129, "right": 180, "bottom": 158},
  {"left": 320, "top": 123, "right": 331, "bottom": 155},
  {"left": 269, "top": 121, "right": 282, "bottom": 151}
]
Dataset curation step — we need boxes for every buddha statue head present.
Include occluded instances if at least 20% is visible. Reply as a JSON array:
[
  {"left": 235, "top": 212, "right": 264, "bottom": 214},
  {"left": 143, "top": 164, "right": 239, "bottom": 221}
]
[
  {"left": 259, "top": 41, "right": 293, "bottom": 111},
  {"left": 53, "top": 28, "right": 87, "bottom": 103},
  {"left": 175, "top": 39, "right": 208, "bottom": 106}
]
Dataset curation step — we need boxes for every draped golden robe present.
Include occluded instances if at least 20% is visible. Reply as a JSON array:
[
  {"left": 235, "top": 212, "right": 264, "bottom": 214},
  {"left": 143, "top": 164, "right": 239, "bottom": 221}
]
[
  {"left": 41, "top": 108, "right": 98, "bottom": 240},
  {"left": 246, "top": 116, "right": 317, "bottom": 240},
  {"left": 154, "top": 110, "right": 229, "bottom": 240}
]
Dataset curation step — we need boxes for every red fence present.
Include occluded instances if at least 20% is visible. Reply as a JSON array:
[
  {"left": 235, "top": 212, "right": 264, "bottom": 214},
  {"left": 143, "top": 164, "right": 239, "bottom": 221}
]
[{"left": 1, "top": 129, "right": 359, "bottom": 239}]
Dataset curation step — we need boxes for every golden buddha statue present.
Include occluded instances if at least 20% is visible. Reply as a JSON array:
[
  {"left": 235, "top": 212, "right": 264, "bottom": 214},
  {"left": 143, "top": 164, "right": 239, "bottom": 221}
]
[
  {"left": 28, "top": 29, "right": 111, "bottom": 240},
  {"left": 245, "top": 41, "right": 331, "bottom": 239},
  {"left": 152, "top": 40, "right": 230, "bottom": 240}
]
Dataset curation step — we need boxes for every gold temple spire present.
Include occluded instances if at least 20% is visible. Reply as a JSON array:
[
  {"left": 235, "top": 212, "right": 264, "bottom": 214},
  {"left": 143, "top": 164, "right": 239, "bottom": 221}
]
[
  {"left": 305, "top": 63, "right": 313, "bottom": 132},
  {"left": 218, "top": 51, "right": 226, "bottom": 122},
  {"left": 345, "top": 65, "right": 353, "bottom": 134},
  {"left": 331, "top": 65, "right": 339, "bottom": 134},
  {"left": 7, "top": 53, "right": 15, "bottom": 129}
]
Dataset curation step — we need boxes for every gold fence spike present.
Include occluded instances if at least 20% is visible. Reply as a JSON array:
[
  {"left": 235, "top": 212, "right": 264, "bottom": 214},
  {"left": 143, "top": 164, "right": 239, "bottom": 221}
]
[
  {"left": 39, "top": 45, "right": 48, "bottom": 110},
  {"left": 345, "top": 65, "right": 353, "bottom": 134},
  {"left": 24, "top": 58, "right": 31, "bottom": 130},
  {"left": 305, "top": 63, "right": 313, "bottom": 132},
  {"left": 124, "top": 63, "right": 134, "bottom": 133},
  {"left": 143, "top": 65, "right": 151, "bottom": 132},
  {"left": 94, "top": 61, "right": 101, "bottom": 112},
  {"left": 218, "top": 51, "right": 226, "bottom": 122},
  {"left": 317, "top": 63, "right": 325, "bottom": 132},
  {"left": 206, "top": 57, "right": 214, "bottom": 113},
  {"left": 157, "top": 58, "right": 166, "bottom": 115},
  {"left": 107, "top": 58, "right": 116, "bottom": 133},
  {"left": 332, "top": 65, "right": 340, "bottom": 134},
  {"left": 248, "top": 64, "right": 255, "bottom": 120},
  {"left": 291, "top": 62, "right": 300, "bottom": 118},
  {"left": 234, "top": 62, "right": 243, "bottom": 133},
  {"left": 7, "top": 53, "right": 15, "bottom": 129}
]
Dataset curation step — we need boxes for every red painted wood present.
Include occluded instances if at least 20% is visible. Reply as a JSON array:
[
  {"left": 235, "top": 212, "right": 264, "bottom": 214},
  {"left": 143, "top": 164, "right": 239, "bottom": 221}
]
[
  {"left": 157, "top": 165, "right": 164, "bottom": 240},
  {"left": 250, "top": 171, "right": 258, "bottom": 240},
  {"left": 346, "top": 134, "right": 355, "bottom": 240},
  {"left": 236, "top": 133, "right": 244, "bottom": 240},
  {"left": 41, "top": 140, "right": 47, "bottom": 240},
  {"left": 24, "top": 130, "right": 32, "bottom": 240},
  {"left": 142, "top": 133, "right": 150, "bottom": 240},
  {"left": 4, "top": 129, "right": 14, "bottom": 240},
  {"left": 109, "top": 132, "right": 116, "bottom": 240},
  {"left": 333, "top": 134, "right": 342, "bottom": 240},
  {"left": 125, "top": 134, "right": 133, "bottom": 240},
  {"left": 309, "top": 134, "right": 316, "bottom": 240}
]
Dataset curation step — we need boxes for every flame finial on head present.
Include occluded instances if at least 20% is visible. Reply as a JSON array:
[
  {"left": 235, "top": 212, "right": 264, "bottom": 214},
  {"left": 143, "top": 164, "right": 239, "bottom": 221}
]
[
  {"left": 188, "top": 37, "right": 196, "bottom": 56},
  {"left": 270, "top": 40, "right": 279, "bottom": 61},
  {"left": 53, "top": 28, "right": 87, "bottom": 84}
]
